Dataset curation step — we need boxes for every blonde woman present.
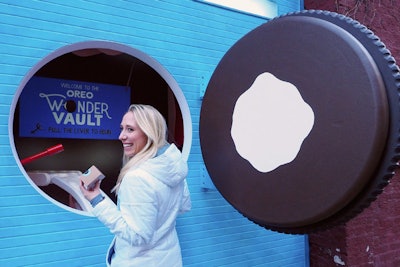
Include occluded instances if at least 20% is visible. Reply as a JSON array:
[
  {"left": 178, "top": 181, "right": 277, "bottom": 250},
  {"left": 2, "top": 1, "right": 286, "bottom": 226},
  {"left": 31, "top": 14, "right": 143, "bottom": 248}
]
[{"left": 80, "top": 104, "right": 191, "bottom": 267}]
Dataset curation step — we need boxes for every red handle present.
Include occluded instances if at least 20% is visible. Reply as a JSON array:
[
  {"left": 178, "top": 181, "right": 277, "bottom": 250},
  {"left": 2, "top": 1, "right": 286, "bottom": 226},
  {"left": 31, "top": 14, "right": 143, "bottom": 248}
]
[{"left": 21, "top": 144, "right": 64, "bottom": 165}]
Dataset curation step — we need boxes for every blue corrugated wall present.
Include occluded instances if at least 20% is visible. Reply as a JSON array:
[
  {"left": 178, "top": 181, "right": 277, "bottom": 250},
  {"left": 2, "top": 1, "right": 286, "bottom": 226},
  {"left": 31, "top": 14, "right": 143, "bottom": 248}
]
[{"left": 0, "top": 0, "right": 307, "bottom": 266}]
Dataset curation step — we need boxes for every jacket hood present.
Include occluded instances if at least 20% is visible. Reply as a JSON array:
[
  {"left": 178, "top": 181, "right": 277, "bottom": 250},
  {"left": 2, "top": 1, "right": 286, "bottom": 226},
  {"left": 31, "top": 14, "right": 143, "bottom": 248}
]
[{"left": 139, "top": 144, "right": 188, "bottom": 187}]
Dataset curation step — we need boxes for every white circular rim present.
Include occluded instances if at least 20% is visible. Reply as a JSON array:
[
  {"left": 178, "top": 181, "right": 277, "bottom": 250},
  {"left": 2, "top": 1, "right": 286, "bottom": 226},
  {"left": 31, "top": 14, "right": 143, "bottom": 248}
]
[{"left": 9, "top": 41, "right": 192, "bottom": 215}]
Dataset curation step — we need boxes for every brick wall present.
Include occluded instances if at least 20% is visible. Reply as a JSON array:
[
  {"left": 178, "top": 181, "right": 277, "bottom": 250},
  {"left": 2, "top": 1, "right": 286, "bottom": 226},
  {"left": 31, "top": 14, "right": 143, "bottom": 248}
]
[{"left": 305, "top": 1, "right": 400, "bottom": 266}]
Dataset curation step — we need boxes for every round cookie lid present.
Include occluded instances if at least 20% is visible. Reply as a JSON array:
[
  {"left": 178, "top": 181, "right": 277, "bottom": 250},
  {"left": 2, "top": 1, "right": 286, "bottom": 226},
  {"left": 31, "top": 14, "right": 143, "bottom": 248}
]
[{"left": 200, "top": 10, "right": 400, "bottom": 234}]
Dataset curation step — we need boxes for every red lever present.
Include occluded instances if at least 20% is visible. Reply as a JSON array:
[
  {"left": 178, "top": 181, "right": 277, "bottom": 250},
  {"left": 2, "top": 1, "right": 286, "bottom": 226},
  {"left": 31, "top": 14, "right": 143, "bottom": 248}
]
[{"left": 21, "top": 144, "right": 64, "bottom": 165}]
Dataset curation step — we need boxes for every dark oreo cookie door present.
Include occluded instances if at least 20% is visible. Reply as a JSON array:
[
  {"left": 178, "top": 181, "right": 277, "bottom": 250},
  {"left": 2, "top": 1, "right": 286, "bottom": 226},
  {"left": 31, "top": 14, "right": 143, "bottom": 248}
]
[{"left": 200, "top": 10, "right": 400, "bottom": 234}]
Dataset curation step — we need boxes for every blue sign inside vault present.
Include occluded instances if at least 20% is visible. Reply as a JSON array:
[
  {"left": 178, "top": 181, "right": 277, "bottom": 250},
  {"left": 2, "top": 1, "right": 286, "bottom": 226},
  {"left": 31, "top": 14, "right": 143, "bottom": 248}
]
[{"left": 19, "top": 76, "right": 130, "bottom": 140}]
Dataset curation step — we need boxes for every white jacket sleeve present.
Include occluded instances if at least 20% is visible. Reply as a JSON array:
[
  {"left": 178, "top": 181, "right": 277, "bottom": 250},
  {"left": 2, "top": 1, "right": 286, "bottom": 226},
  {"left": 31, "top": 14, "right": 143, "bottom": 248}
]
[
  {"left": 179, "top": 179, "right": 191, "bottom": 214},
  {"left": 92, "top": 173, "right": 158, "bottom": 246}
]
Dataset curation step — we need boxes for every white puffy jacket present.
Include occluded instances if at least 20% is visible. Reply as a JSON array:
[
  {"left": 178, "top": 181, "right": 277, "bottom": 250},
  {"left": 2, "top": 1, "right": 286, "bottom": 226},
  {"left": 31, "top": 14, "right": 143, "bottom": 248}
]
[{"left": 92, "top": 144, "right": 191, "bottom": 267}]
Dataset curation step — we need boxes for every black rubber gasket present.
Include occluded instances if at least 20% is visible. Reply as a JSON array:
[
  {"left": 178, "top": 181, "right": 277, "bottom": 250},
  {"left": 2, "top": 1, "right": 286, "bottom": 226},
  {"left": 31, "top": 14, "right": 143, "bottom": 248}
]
[{"left": 199, "top": 10, "right": 400, "bottom": 234}]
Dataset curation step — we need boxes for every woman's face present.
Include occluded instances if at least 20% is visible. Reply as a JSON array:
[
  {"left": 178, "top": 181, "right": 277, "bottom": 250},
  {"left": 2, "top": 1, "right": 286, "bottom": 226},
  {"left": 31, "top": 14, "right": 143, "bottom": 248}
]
[{"left": 119, "top": 111, "right": 148, "bottom": 158}]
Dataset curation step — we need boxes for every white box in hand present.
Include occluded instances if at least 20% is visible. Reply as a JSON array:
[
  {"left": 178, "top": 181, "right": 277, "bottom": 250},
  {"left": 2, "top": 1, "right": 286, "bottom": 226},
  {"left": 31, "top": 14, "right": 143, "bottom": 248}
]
[{"left": 80, "top": 165, "right": 105, "bottom": 190}]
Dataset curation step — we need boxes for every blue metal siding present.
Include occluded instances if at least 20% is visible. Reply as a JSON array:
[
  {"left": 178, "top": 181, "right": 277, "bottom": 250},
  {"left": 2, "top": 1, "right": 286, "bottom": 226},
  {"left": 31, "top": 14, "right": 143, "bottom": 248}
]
[{"left": 0, "top": 0, "right": 307, "bottom": 266}]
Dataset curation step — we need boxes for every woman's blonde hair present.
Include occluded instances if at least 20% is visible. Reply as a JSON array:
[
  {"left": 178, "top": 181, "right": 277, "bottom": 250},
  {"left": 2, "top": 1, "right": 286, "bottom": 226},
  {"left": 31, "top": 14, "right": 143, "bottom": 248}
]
[{"left": 112, "top": 104, "right": 168, "bottom": 193}]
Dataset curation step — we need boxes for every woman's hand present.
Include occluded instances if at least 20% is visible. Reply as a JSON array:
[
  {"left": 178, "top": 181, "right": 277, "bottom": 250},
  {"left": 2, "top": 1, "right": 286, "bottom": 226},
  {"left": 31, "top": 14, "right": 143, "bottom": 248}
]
[{"left": 79, "top": 180, "right": 101, "bottom": 202}]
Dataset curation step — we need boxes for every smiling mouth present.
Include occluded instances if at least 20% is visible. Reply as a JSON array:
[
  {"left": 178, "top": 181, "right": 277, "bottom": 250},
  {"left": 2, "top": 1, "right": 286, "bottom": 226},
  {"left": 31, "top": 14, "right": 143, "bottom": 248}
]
[{"left": 123, "top": 143, "right": 132, "bottom": 148}]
